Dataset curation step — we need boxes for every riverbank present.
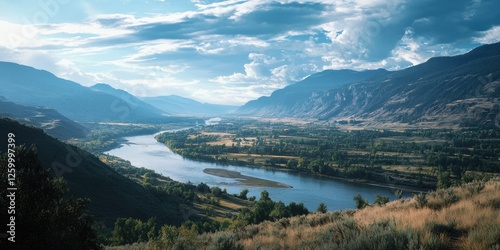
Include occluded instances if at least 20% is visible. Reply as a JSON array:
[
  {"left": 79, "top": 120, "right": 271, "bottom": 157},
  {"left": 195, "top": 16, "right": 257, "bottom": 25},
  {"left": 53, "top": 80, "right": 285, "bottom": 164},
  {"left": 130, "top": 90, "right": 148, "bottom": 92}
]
[{"left": 203, "top": 168, "right": 292, "bottom": 188}]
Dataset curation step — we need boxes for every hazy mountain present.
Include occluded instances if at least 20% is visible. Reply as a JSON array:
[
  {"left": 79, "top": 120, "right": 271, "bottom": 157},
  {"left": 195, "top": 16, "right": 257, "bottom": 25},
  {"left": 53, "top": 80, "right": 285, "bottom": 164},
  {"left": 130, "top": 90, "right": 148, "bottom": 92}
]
[
  {"left": 0, "top": 99, "right": 88, "bottom": 139},
  {"left": 90, "top": 83, "right": 164, "bottom": 115},
  {"left": 0, "top": 118, "right": 183, "bottom": 226},
  {"left": 142, "top": 95, "right": 238, "bottom": 116},
  {"left": 238, "top": 69, "right": 388, "bottom": 116},
  {"left": 238, "top": 42, "right": 500, "bottom": 128},
  {"left": 0, "top": 62, "right": 163, "bottom": 122}
]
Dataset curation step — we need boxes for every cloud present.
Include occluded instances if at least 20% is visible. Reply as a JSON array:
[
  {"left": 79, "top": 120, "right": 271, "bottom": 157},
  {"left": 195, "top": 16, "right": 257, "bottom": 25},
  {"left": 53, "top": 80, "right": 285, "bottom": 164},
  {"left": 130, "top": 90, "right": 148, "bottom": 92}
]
[
  {"left": 474, "top": 25, "right": 500, "bottom": 44},
  {"left": 1, "top": 0, "right": 500, "bottom": 105}
]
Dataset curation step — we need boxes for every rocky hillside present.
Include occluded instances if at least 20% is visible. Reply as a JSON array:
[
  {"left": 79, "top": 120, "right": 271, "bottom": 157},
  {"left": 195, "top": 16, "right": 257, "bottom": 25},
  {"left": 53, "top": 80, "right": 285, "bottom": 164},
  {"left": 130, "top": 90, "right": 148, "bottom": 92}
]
[{"left": 238, "top": 42, "right": 500, "bottom": 128}]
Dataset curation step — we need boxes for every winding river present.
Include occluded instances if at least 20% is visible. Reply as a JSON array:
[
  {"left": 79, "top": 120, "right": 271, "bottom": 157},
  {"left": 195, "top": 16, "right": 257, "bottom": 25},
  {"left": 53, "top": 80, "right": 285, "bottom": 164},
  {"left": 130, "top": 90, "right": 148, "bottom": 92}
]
[{"left": 105, "top": 129, "right": 407, "bottom": 211}]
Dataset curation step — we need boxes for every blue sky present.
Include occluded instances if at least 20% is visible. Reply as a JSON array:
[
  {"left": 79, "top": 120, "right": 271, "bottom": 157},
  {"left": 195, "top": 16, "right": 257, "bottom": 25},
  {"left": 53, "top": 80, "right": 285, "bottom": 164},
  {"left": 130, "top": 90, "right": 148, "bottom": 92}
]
[{"left": 1, "top": 0, "right": 499, "bottom": 105}]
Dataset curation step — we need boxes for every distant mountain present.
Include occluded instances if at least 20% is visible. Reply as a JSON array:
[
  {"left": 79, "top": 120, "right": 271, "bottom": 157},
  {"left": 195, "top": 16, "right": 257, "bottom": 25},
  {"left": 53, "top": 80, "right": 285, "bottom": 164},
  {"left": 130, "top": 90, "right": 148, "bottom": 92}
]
[
  {"left": 0, "top": 118, "right": 183, "bottom": 226},
  {"left": 0, "top": 62, "right": 163, "bottom": 122},
  {"left": 238, "top": 42, "right": 500, "bottom": 128},
  {"left": 142, "top": 95, "right": 238, "bottom": 116},
  {"left": 0, "top": 99, "right": 88, "bottom": 139},
  {"left": 238, "top": 69, "right": 388, "bottom": 116},
  {"left": 90, "top": 83, "right": 164, "bottom": 115}
]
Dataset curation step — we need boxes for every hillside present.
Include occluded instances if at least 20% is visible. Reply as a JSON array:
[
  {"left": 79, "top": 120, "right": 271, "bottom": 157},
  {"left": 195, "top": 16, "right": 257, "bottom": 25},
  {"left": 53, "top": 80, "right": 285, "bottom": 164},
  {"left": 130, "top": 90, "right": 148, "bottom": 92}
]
[
  {"left": 141, "top": 95, "right": 238, "bottom": 116},
  {"left": 90, "top": 83, "right": 164, "bottom": 115},
  {"left": 0, "top": 99, "right": 88, "bottom": 139},
  {"left": 238, "top": 43, "right": 500, "bottom": 128},
  {"left": 0, "top": 62, "right": 163, "bottom": 122},
  {"left": 0, "top": 118, "right": 183, "bottom": 226},
  {"left": 130, "top": 179, "right": 500, "bottom": 250},
  {"left": 239, "top": 69, "right": 388, "bottom": 116}
]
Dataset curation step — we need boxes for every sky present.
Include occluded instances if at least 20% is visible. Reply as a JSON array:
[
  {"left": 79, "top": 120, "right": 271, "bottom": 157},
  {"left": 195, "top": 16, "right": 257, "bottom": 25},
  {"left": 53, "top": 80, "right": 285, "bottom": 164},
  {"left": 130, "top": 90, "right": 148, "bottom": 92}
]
[{"left": 0, "top": 0, "right": 499, "bottom": 105}]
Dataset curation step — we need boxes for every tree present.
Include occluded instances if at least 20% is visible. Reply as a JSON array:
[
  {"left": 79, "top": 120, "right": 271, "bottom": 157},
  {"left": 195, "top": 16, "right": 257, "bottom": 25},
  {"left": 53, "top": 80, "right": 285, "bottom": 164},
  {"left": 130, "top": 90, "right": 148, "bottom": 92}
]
[
  {"left": 253, "top": 191, "right": 274, "bottom": 223},
  {"left": 316, "top": 203, "right": 327, "bottom": 213},
  {"left": 373, "top": 195, "right": 390, "bottom": 206},
  {"left": 353, "top": 193, "right": 369, "bottom": 209},
  {"left": 437, "top": 170, "right": 452, "bottom": 189},
  {"left": 270, "top": 201, "right": 289, "bottom": 220},
  {"left": 211, "top": 186, "right": 223, "bottom": 197},
  {"left": 239, "top": 188, "right": 249, "bottom": 199},
  {"left": 0, "top": 146, "right": 100, "bottom": 249}
]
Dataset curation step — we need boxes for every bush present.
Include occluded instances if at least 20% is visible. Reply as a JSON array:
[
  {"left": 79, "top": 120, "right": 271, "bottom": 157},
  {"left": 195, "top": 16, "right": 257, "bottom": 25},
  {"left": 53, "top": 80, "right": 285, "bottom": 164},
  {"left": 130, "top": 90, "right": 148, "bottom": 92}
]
[
  {"left": 373, "top": 195, "right": 390, "bottom": 206},
  {"left": 209, "top": 232, "right": 243, "bottom": 250},
  {"left": 353, "top": 193, "right": 369, "bottom": 209},
  {"left": 414, "top": 193, "right": 427, "bottom": 208},
  {"left": 465, "top": 224, "right": 500, "bottom": 249},
  {"left": 317, "top": 203, "right": 328, "bottom": 213}
]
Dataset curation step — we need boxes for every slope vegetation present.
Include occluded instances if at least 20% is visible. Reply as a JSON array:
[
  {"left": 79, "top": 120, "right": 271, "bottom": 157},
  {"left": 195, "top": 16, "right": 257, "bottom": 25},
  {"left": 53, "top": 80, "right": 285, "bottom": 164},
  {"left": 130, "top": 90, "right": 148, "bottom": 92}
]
[
  {"left": 142, "top": 179, "right": 500, "bottom": 250},
  {"left": 0, "top": 118, "right": 183, "bottom": 226}
]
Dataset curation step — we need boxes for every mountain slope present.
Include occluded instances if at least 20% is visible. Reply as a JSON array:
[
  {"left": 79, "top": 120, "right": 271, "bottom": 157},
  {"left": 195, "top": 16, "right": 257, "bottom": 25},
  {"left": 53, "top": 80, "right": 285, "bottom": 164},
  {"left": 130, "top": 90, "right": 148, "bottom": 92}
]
[
  {"left": 238, "top": 69, "right": 388, "bottom": 116},
  {"left": 0, "top": 99, "right": 88, "bottom": 139},
  {"left": 142, "top": 95, "right": 238, "bottom": 115},
  {"left": 0, "top": 62, "right": 162, "bottom": 122},
  {"left": 238, "top": 43, "right": 500, "bottom": 127},
  {"left": 90, "top": 83, "right": 165, "bottom": 115},
  {"left": 0, "top": 118, "right": 183, "bottom": 226}
]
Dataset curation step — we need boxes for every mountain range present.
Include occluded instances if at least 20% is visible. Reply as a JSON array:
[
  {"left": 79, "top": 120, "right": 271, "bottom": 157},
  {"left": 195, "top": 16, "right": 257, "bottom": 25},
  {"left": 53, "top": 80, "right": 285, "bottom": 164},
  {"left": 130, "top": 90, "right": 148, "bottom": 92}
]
[
  {"left": 238, "top": 42, "right": 500, "bottom": 128},
  {"left": 141, "top": 95, "right": 238, "bottom": 116},
  {"left": 0, "top": 62, "right": 235, "bottom": 123}
]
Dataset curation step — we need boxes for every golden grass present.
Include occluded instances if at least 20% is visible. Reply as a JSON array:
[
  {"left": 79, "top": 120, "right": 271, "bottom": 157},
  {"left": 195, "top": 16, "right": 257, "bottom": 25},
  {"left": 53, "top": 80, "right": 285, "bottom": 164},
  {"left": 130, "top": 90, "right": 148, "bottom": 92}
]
[{"left": 237, "top": 179, "right": 500, "bottom": 249}]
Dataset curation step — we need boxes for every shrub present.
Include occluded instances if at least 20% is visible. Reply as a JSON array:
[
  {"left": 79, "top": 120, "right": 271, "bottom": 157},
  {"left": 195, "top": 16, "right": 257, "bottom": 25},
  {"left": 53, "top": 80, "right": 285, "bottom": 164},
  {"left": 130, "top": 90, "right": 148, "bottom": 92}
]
[
  {"left": 394, "top": 189, "right": 403, "bottom": 200},
  {"left": 465, "top": 224, "right": 500, "bottom": 249},
  {"left": 414, "top": 193, "right": 427, "bottom": 208},
  {"left": 209, "top": 232, "right": 243, "bottom": 250},
  {"left": 353, "top": 193, "right": 369, "bottom": 209},
  {"left": 317, "top": 203, "right": 328, "bottom": 213},
  {"left": 373, "top": 195, "right": 390, "bottom": 206}
]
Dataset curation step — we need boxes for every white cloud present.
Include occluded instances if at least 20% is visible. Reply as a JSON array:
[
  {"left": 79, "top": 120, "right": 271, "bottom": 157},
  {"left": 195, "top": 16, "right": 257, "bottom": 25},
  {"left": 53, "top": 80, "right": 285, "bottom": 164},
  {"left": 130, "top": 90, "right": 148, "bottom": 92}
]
[
  {"left": 474, "top": 26, "right": 500, "bottom": 44},
  {"left": 1, "top": 0, "right": 498, "bottom": 106}
]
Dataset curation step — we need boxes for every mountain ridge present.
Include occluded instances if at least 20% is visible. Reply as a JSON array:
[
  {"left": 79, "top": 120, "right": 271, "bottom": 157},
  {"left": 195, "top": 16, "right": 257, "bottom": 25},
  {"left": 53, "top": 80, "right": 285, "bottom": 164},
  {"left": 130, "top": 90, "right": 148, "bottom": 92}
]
[
  {"left": 238, "top": 42, "right": 500, "bottom": 128},
  {"left": 141, "top": 95, "right": 238, "bottom": 116},
  {"left": 0, "top": 99, "right": 88, "bottom": 139},
  {"left": 0, "top": 62, "right": 163, "bottom": 122}
]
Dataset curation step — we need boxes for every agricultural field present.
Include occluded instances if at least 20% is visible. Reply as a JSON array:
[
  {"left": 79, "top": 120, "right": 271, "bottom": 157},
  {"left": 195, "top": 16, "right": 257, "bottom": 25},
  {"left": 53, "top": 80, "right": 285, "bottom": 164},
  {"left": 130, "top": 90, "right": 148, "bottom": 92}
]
[{"left": 156, "top": 119, "right": 500, "bottom": 191}]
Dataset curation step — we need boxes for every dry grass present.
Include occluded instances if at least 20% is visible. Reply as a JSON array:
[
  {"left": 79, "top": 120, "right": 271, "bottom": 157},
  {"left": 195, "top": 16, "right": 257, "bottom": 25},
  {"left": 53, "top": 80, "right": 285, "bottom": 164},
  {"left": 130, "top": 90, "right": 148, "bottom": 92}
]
[
  {"left": 115, "top": 179, "right": 499, "bottom": 250},
  {"left": 236, "top": 179, "right": 500, "bottom": 249}
]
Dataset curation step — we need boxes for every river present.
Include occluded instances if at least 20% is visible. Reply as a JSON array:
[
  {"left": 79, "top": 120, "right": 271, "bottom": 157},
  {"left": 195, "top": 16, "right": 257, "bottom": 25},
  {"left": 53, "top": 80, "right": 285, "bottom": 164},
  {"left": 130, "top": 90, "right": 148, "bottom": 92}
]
[{"left": 105, "top": 129, "right": 407, "bottom": 211}]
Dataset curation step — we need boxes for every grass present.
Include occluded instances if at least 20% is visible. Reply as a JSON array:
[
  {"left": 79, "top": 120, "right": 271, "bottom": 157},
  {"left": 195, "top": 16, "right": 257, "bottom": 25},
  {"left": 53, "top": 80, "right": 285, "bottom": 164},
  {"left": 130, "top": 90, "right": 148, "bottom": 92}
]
[{"left": 134, "top": 178, "right": 500, "bottom": 250}]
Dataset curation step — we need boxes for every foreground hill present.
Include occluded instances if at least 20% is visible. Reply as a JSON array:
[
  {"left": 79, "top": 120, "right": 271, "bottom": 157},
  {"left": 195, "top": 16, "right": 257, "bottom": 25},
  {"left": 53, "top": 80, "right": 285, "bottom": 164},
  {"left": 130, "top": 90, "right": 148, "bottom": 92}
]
[
  {"left": 0, "top": 118, "right": 183, "bottom": 226},
  {"left": 239, "top": 42, "right": 500, "bottom": 128},
  {"left": 0, "top": 98, "right": 88, "bottom": 139},
  {"left": 141, "top": 95, "right": 238, "bottom": 116},
  {"left": 0, "top": 62, "right": 163, "bottom": 122},
  {"left": 130, "top": 179, "right": 500, "bottom": 250}
]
